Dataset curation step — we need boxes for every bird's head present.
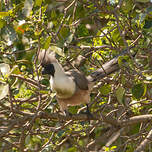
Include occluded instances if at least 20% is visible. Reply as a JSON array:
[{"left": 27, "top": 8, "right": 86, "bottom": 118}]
[{"left": 38, "top": 50, "right": 56, "bottom": 77}]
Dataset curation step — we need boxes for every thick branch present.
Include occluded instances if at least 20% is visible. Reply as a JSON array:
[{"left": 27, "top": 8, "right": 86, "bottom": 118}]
[
  {"left": 117, "top": 114, "right": 152, "bottom": 126},
  {"left": 38, "top": 112, "right": 152, "bottom": 127}
]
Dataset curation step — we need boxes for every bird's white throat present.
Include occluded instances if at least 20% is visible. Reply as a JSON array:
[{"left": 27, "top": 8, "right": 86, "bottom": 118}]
[{"left": 50, "top": 62, "right": 76, "bottom": 99}]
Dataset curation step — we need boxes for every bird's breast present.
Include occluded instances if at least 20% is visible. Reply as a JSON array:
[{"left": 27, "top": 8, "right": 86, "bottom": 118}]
[{"left": 50, "top": 76, "right": 76, "bottom": 99}]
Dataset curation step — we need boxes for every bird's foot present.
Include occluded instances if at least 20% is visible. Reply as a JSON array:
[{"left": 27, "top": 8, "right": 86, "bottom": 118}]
[
  {"left": 78, "top": 104, "right": 93, "bottom": 120},
  {"left": 86, "top": 104, "right": 93, "bottom": 120}
]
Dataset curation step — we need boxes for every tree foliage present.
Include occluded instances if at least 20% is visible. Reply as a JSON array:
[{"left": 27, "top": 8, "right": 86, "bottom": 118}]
[{"left": 0, "top": 0, "right": 152, "bottom": 151}]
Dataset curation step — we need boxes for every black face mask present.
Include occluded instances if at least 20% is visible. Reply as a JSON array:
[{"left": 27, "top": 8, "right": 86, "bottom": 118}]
[{"left": 42, "top": 64, "right": 55, "bottom": 77}]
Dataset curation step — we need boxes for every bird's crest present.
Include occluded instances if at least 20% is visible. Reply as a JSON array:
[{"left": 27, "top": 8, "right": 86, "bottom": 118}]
[{"left": 38, "top": 50, "right": 56, "bottom": 65}]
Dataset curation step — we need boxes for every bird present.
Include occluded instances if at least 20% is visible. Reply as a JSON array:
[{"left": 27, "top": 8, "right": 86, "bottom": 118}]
[{"left": 38, "top": 48, "right": 134, "bottom": 115}]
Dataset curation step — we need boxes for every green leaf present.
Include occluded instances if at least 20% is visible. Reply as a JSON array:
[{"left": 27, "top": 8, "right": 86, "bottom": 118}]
[
  {"left": 65, "top": 33, "right": 74, "bottom": 44},
  {"left": 144, "top": 19, "right": 152, "bottom": 29},
  {"left": 99, "top": 84, "right": 111, "bottom": 95},
  {"left": 44, "top": 36, "right": 51, "bottom": 50},
  {"left": 112, "top": 29, "right": 121, "bottom": 43},
  {"left": 115, "top": 86, "right": 125, "bottom": 104},
  {"left": 118, "top": 55, "right": 129, "bottom": 67},
  {"left": 10, "top": 65, "right": 21, "bottom": 75},
  {"left": 122, "top": 0, "right": 133, "bottom": 13},
  {"left": 25, "top": 135, "right": 31, "bottom": 145},
  {"left": 0, "top": 19, "right": 6, "bottom": 28},
  {"left": 130, "top": 100, "right": 141, "bottom": 114},
  {"left": 9, "top": 3, "right": 24, "bottom": 17},
  {"left": 50, "top": 46, "right": 65, "bottom": 57},
  {"left": 111, "top": 146, "right": 117, "bottom": 150},
  {"left": 35, "top": 0, "right": 43, "bottom": 6},
  {"left": 132, "top": 83, "right": 146, "bottom": 99},
  {"left": 0, "top": 12, "right": 9, "bottom": 18},
  {"left": 67, "top": 147, "right": 77, "bottom": 152},
  {"left": 121, "top": 75, "right": 126, "bottom": 85},
  {"left": 0, "top": 82, "right": 9, "bottom": 100},
  {"left": 68, "top": 106, "right": 79, "bottom": 114},
  {"left": 13, "top": 3, "right": 24, "bottom": 12}
]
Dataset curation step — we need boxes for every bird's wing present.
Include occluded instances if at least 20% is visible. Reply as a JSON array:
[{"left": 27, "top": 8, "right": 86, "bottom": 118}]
[{"left": 65, "top": 69, "right": 88, "bottom": 90}]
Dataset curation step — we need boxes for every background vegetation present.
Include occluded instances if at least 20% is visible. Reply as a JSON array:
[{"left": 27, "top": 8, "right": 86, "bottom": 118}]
[{"left": 0, "top": 0, "right": 152, "bottom": 151}]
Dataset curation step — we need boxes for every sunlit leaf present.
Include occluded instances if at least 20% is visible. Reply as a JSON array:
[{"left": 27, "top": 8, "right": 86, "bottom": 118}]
[
  {"left": 50, "top": 46, "right": 65, "bottom": 57},
  {"left": 35, "top": 0, "right": 43, "bottom": 6},
  {"left": 0, "top": 12, "right": 9, "bottom": 18},
  {"left": 65, "top": 33, "right": 74, "bottom": 44},
  {"left": 122, "top": 0, "right": 133, "bottom": 13},
  {"left": 11, "top": 3, "right": 24, "bottom": 15},
  {"left": 14, "top": 83, "right": 34, "bottom": 99},
  {"left": 34, "top": 29, "right": 43, "bottom": 36},
  {"left": 44, "top": 36, "right": 51, "bottom": 50},
  {"left": 112, "top": 29, "right": 121, "bottom": 43},
  {"left": 0, "top": 83, "right": 9, "bottom": 100},
  {"left": 130, "top": 100, "right": 141, "bottom": 114},
  {"left": 111, "top": 146, "right": 117, "bottom": 150},
  {"left": 10, "top": 65, "right": 21, "bottom": 75}
]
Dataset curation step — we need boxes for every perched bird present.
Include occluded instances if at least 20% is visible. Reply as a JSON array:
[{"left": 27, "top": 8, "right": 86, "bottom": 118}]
[{"left": 38, "top": 49, "right": 133, "bottom": 115}]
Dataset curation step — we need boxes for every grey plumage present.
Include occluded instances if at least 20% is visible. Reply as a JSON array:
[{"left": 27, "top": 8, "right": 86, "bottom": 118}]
[{"left": 66, "top": 69, "right": 89, "bottom": 90}]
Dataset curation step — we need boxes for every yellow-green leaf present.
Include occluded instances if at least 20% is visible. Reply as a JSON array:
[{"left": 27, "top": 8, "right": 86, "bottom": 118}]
[
  {"left": 118, "top": 55, "right": 129, "bottom": 67},
  {"left": 99, "top": 84, "right": 111, "bottom": 95},
  {"left": 44, "top": 36, "right": 51, "bottom": 50},
  {"left": 35, "top": 0, "right": 43, "bottom": 6},
  {"left": 0, "top": 19, "right": 6, "bottom": 28},
  {"left": 0, "top": 12, "right": 9, "bottom": 18},
  {"left": 10, "top": 65, "right": 21, "bottom": 75},
  {"left": 132, "top": 83, "right": 147, "bottom": 99},
  {"left": 65, "top": 33, "right": 74, "bottom": 44}
]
